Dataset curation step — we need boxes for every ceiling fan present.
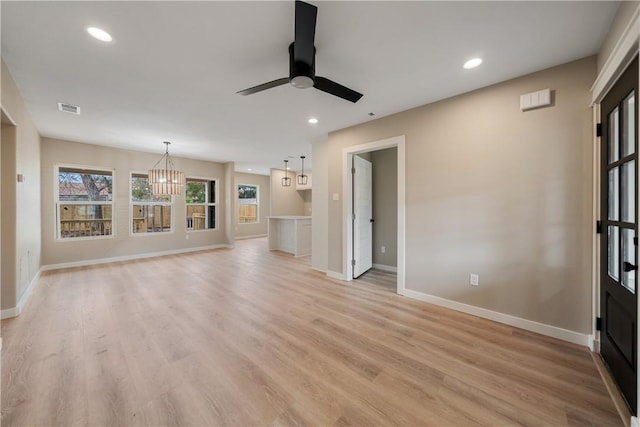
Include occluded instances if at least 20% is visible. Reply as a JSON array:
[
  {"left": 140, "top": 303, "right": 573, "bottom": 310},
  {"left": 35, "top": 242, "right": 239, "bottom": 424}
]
[{"left": 236, "top": 0, "right": 363, "bottom": 103}]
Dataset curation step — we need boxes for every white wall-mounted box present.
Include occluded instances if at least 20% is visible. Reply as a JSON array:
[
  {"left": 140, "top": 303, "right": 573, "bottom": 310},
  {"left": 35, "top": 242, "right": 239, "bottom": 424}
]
[{"left": 520, "top": 88, "right": 551, "bottom": 111}]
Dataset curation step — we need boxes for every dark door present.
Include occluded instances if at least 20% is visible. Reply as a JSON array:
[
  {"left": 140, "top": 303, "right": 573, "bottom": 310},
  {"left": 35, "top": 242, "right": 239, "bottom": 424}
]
[{"left": 601, "top": 55, "right": 638, "bottom": 414}]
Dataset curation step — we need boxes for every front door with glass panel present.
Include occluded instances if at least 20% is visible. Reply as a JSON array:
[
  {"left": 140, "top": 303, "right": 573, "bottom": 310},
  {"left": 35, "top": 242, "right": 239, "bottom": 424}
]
[{"left": 601, "top": 55, "right": 638, "bottom": 414}]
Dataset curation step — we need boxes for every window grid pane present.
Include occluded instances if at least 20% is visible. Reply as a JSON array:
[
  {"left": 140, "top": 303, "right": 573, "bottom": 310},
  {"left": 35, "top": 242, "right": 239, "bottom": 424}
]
[
  {"left": 609, "top": 107, "right": 620, "bottom": 163},
  {"left": 132, "top": 204, "right": 172, "bottom": 233},
  {"left": 59, "top": 204, "right": 113, "bottom": 238},
  {"left": 622, "top": 160, "right": 635, "bottom": 223},
  {"left": 608, "top": 167, "right": 620, "bottom": 221},
  {"left": 622, "top": 228, "right": 636, "bottom": 294},
  {"left": 623, "top": 92, "right": 635, "bottom": 157},
  {"left": 608, "top": 226, "right": 620, "bottom": 281}
]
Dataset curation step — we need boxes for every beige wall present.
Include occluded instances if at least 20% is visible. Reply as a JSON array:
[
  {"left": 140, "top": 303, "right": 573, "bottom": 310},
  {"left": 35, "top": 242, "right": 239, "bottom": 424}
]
[
  {"left": 312, "top": 140, "right": 329, "bottom": 272},
  {"left": 270, "top": 168, "right": 305, "bottom": 216},
  {"left": 371, "top": 147, "right": 397, "bottom": 268},
  {"left": 234, "top": 172, "right": 270, "bottom": 238},
  {"left": 1, "top": 60, "right": 41, "bottom": 311},
  {"left": 224, "top": 162, "right": 235, "bottom": 245},
  {"left": 301, "top": 189, "right": 312, "bottom": 216},
  {"left": 41, "top": 137, "right": 232, "bottom": 266},
  {"left": 324, "top": 56, "right": 596, "bottom": 334},
  {"left": 597, "top": 1, "right": 639, "bottom": 72}
]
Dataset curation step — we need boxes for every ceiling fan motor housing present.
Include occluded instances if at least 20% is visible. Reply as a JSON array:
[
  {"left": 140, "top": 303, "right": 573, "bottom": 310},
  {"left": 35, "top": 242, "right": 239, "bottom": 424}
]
[{"left": 289, "top": 42, "right": 315, "bottom": 89}]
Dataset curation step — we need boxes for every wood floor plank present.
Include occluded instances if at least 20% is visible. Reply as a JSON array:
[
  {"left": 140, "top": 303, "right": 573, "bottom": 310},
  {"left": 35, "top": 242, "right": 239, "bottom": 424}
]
[{"left": 1, "top": 238, "right": 624, "bottom": 426}]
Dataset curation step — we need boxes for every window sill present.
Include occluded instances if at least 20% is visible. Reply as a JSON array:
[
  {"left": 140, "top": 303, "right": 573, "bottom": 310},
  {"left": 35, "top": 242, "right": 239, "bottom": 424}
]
[{"left": 55, "top": 235, "right": 114, "bottom": 242}]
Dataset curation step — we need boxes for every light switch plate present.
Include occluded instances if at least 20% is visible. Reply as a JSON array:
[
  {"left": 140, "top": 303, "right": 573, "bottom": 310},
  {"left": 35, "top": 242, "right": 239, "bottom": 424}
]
[{"left": 470, "top": 273, "right": 479, "bottom": 286}]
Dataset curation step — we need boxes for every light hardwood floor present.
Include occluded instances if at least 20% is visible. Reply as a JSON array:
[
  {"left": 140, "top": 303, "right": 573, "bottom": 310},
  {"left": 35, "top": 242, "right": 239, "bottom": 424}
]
[{"left": 1, "top": 238, "right": 623, "bottom": 426}]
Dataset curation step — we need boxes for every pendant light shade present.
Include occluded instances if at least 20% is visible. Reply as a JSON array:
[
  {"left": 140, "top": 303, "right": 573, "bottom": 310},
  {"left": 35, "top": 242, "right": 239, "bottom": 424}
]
[
  {"left": 148, "top": 141, "right": 185, "bottom": 196},
  {"left": 282, "top": 159, "right": 292, "bottom": 187},
  {"left": 297, "top": 155, "right": 308, "bottom": 185}
]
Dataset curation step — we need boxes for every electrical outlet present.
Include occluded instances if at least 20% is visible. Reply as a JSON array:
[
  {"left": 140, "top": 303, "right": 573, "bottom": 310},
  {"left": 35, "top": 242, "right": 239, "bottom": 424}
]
[
  {"left": 470, "top": 273, "right": 479, "bottom": 287},
  {"left": 185, "top": 234, "right": 190, "bottom": 240},
  {"left": 381, "top": 246, "right": 386, "bottom": 253}
]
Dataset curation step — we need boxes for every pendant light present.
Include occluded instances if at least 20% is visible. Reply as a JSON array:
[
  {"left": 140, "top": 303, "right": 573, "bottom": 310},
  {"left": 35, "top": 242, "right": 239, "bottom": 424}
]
[
  {"left": 298, "top": 155, "right": 308, "bottom": 185},
  {"left": 282, "top": 159, "right": 292, "bottom": 187},
  {"left": 148, "top": 141, "right": 185, "bottom": 196}
]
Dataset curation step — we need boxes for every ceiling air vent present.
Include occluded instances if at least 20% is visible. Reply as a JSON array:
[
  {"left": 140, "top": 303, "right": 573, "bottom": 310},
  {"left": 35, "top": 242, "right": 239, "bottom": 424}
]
[{"left": 57, "top": 102, "right": 80, "bottom": 115}]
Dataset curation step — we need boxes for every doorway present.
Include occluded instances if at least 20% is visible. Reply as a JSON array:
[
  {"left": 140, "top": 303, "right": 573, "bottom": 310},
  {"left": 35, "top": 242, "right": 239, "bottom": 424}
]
[
  {"left": 352, "top": 154, "right": 373, "bottom": 278},
  {"left": 343, "top": 135, "right": 405, "bottom": 295},
  {"left": 1, "top": 109, "right": 17, "bottom": 316},
  {"left": 600, "top": 55, "right": 638, "bottom": 414}
]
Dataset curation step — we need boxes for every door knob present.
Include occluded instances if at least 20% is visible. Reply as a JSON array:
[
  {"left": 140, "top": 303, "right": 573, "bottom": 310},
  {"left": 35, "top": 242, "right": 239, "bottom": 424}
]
[{"left": 623, "top": 261, "right": 637, "bottom": 272}]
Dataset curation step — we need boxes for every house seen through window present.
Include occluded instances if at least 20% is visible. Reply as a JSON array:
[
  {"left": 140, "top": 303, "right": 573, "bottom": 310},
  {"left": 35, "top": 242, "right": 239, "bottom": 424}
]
[
  {"left": 238, "top": 184, "right": 258, "bottom": 223},
  {"left": 57, "top": 166, "right": 113, "bottom": 239}
]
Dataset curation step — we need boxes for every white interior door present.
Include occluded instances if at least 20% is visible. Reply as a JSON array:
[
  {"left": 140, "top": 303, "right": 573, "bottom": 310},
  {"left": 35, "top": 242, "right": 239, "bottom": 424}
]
[{"left": 353, "top": 155, "right": 373, "bottom": 278}]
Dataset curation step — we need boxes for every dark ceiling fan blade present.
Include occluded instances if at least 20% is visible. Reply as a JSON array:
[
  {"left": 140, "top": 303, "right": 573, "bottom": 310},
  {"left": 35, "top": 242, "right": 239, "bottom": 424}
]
[
  {"left": 314, "top": 76, "right": 363, "bottom": 103},
  {"left": 294, "top": 1, "right": 317, "bottom": 67},
  {"left": 236, "top": 78, "right": 290, "bottom": 96}
]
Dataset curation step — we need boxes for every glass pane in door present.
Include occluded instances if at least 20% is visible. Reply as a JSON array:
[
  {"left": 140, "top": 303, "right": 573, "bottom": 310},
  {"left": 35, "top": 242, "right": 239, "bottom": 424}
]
[
  {"left": 622, "top": 228, "right": 636, "bottom": 293},
  {"left": 622, "top": 161, "right": 635, "bottom": 222},
  {"left": 609, "top": 107, "right": 620, "bottom": 162},
  {"left": 609, "top": 226, "right": 620, "bottom": 281},
  {"left": 623, "top": 93, "right": 635, "bottom": 156},
  {"left": 609, "top": 167, "right": 620, "bottom": 220}
]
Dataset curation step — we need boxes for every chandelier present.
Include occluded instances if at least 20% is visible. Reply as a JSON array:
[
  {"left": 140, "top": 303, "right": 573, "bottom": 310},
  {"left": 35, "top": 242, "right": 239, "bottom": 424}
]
[{"left": 148, "top": 141, "right": 185, "bottom": 196}]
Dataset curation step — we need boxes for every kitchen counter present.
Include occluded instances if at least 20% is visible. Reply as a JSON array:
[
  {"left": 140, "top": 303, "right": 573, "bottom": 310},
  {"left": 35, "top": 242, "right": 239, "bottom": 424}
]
[{"left": 268, "top": 216, "right": 312, "bottom": 257}]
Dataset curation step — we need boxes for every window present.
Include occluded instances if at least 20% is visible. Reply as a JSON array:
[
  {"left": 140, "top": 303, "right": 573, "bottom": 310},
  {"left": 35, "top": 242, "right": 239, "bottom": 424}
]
[
  {"left": 56, "top": 166, "right": 113, "bottom": 239},
  {"left": 131, "top": 173, "right": 172, "bottom": 234},
  {"left": 186, "top": 178, "right": 216, "bottom": 231},
  {"left": 238, "top": 184, "right": 259, "bottom": 223}
]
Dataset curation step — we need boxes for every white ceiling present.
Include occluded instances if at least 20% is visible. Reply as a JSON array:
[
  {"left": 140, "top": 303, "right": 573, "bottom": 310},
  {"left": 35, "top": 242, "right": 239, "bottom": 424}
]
[{"left": 1, "top": 1, "right": 619, "bottom": 175}]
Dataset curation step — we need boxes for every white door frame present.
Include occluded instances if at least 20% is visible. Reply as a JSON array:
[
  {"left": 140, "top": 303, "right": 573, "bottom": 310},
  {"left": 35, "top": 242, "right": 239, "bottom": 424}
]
[{"left": 342, "top": 135, "right": 406, "bottom": 295}]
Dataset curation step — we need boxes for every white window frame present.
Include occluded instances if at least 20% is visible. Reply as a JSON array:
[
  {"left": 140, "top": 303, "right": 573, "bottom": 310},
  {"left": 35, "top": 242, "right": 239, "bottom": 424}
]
[
  {"left": 130, "top": 171, "right": 174, "bottom": 236},
  {"left": 54, "top": 163, "right": 115, "bottom": 241},
  {"left": 185, "top": 177, "right": 218, "bottom": 232},
  {"left": 237, "top": 183, "right": 260, "bottom": 225}
]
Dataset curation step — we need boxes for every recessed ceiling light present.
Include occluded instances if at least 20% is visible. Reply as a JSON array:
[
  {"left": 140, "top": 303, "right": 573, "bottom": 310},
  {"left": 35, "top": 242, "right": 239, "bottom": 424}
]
[
  {"left": 463, "top": 58, "right": 482, "bottom": 69},
  {"left": 247, "top": 168, "right": 252, "bottom": 171},
  {"left": 308, "top": 118, "right": 318, "bottom": 124},
  {"left": 87, "top": 27, "right": 113, "bottom": 42}
]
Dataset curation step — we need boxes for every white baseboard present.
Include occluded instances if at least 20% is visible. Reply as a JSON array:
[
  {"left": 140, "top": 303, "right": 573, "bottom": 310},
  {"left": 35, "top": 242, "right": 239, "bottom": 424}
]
[
  {"left": 590, "top": 335, "right": 600, "bottom": 353},
  {"left": 1, "top": 307, "right": 18, "bottom": 319},
  {"left": 631, "top": 416, "right": 639, "bottom": 427},
  {"left": 41, "top": 244, "right": 233, "bottom": 271},
  {"left": 311, "top": 266, "right": 326, "bottom": 274},
  {"left": 17, "top": 270, "right": 40, "bottom": 313},
  {"left": 372, "top": 263, "right": 397, "bottom": 273},
  {"left": 402, "top": 289, "right": 591, "bottom": 347},
  {"left": 326, "top": 270, "right": 345, "bottom": 281},
  {"left": 1, "top": 269, "right": 41, "bottom": 320},
  {"left": 234, "top": 234, "right": 267, "bottom": 241}
]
